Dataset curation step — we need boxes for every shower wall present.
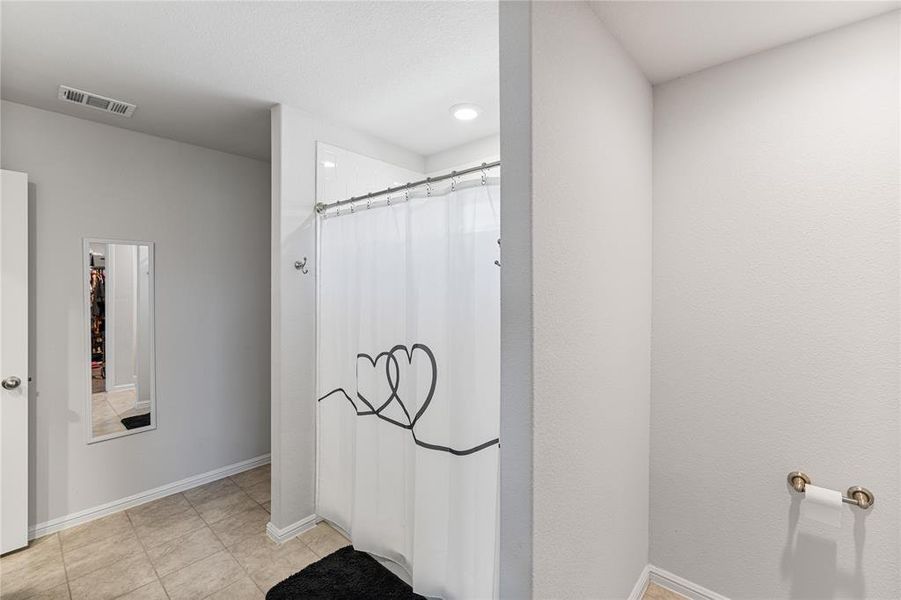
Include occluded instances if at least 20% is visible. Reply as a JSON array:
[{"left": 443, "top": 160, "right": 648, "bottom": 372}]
[
  {"left": 316, "top": 142, "right": 423, "bottom": 205},
  {"left": 269, "top": 104, "right": 424, "bottom": 533},
  {"left": 651, "top": 12, "right": 900, "bottom": 599},
  {"left": 424, "top": 134, "right": 500, "bottom": 175},
  {"left": 270, "top": 106, "right": 502, "bottom": 537}
]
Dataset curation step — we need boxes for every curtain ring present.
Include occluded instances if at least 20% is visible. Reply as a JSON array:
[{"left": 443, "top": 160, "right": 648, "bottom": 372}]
[
  {"left": 386, "top": 194, "right": 391, "bottom": 206},
  {"left": 367, "top": 198, "right": 372, "bottom": 209},
  {"left": 350, "top": 201, "right": 355, "bottom": 213},
  {"left": 451, "top": 175, "right": 456, "bottom": 192},
  {"left": 481, "top": 169, "right": 487, "bottom": 185},
  {"left": 426, "top": 180, "right": 431, "bottom": 197}
]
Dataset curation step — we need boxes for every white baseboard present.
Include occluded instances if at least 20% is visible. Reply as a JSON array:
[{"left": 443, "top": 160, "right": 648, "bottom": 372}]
[
  {"left": 29, "top": 453, "right": 271, "bottom": 540},
  {"left": 134, "top": 400, "right": 151, "bottom": 411},
  {"left": 638, "top": 564, "right": 729, "bottom": 600},
  {"left": 106, "top": 383, "right": 135, "bottom": 393},
  {"left": 627, "top": 564, "right": 652, "bottom": 600},
  {"left": 266, "top": 514, "right": 320, "bottom": 544}
]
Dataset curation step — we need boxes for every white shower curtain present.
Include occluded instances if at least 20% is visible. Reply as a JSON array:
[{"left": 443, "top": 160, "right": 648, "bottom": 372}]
[{"left": 316, "top": 180, "right": 500, "bottom": 600}]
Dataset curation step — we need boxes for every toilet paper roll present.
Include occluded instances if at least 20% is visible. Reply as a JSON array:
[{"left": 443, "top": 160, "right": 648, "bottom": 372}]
[{"left": 801, "top": 484, "right": 843, "bottom": 527}]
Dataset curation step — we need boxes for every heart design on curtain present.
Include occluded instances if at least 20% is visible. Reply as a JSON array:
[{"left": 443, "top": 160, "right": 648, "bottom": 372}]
[
  {"left": 353, "top": 352, "right": 395, "bottom": 416},
  {"left": 355, "top": 344, "right": 436, "bottom": 428},
  {"left": 319, "top": 342, "right": 499, "bottom": 456}
]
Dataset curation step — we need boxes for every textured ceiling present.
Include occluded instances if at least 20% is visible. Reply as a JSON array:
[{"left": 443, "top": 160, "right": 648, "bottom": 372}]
[
  {"left": 0, "top": 1, "right": 499, "bottom": 161},
  {"left": 589, "top": 1, "right": 901, "bottom": 84}
]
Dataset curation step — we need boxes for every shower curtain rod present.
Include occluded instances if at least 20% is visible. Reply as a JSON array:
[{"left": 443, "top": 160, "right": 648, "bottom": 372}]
[{"left": 315, "top": 160, "right": 501, "bottom": 214}]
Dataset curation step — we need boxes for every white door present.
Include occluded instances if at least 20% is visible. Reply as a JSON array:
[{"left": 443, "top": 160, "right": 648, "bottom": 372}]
[{"left": 1, "top": 169, "right": 29, "bottom": 554}]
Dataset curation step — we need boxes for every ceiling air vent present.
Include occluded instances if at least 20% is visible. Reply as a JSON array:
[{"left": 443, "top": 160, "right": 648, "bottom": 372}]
[{"left": 57, "top": 85, "right": 136, "bottom": 118}]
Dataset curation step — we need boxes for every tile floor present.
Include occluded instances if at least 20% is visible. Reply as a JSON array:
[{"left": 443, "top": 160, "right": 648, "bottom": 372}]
[
  {"left": 0, "top": 464, "right": 351, "bottom": 600},
  {"left": 1, "top": 466, "right": 684, "bottom": 600},
  {"left": 91, "top": 389, "right": 145, "bottom": 437},
  {"left": 642, "top": 582, "right": 686, "bottom": 600}
]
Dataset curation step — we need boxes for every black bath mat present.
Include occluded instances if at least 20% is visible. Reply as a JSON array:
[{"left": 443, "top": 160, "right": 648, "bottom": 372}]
[
  {"left": 121, "top": 413, "right": 151, "bottom": 429},
  {"left": 266, "top": 546, "right": 426, "bottom": 600}
]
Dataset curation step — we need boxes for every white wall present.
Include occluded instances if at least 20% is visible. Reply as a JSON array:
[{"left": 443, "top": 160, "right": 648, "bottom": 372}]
[
  {"left": 136, "top": 245, "right": 152, "bottom": 407},
  {"left": 530, "top": 2, "right": 653, "bottom": 598},
  {"left": 269, "top": 104, "right": 423, "bottom": 532},
  {"left": 0, "top": 101, "right": 271, "bottom": 526},
  {"left": 107, "top": 243, "right": 137, "bottom": 391},
  {"left": 497, "top": 2, "right": 533, "bottom": 596},
  {"left": 651, "top": 12, "right": 900, "bottom": 599}
]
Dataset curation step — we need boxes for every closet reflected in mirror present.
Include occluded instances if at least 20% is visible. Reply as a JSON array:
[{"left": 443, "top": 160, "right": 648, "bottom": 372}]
[{"left": 85, "top": 239, "right": 156, "bottom": 442}]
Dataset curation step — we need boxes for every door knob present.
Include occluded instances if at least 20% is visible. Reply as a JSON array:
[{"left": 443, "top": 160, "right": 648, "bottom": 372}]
[{"left": 2, "top": 376, "right": 21, "bottom": 390}]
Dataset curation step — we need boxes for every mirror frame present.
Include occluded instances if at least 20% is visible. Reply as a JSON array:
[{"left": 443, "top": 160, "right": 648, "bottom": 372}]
[{"left": 83, "top": 237, "right": 157, "bottom": 444}]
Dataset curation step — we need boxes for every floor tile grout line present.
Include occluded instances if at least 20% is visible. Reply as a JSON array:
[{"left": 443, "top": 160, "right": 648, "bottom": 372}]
[
  {"left": 228, "top": 472, "right": 271, "bottom": 517},
  {"left": 198, "top": 496, "right": 264, "bottom": 531},
  {"left": 209, "top": 540, "right": 264, "bottom": 599},
  {"left": 55, "top": 533, "right": 75, "bottom": 600},
  {"left": 118, "top": 506, "right": 169, "bottom": 598},
  {"left": 102, "top": 515, "right": 163, "bottom": 600},
  {"left": 10, "top": 468, "right": 272, "bottom": 600},
  {"left": 138, "top": 483, "right": 267, "bottom": 599},
  {"left": 148, "top": 507, "right": 272, "bottom": 600},
  {"left": 186, "top": 478, "right": 263, "bottom": 527},
  {"left": 129, "top": 494, "right": 197, "bottom": 524},
  {"left": 161, "top": 548, "right": 244, "bottom": 600},
  {"left": 140, "top": 523, "right": 213, "bottom": 589},
  {"left": 218, "top": 470, "right": 278, "bottom": 597},
  {"left": 132, "top": 517, "right": 235, "bottom": 599},
  {"left": 27, "top": 465, "right": 267, "bottom": 546},
  {"left": 61, "top": 517, "right": 143, "bottom": 591}
]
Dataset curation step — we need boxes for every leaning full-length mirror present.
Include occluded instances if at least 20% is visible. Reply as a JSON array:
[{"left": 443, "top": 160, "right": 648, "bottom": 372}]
[{"left": 85, "top": 239, "right": 156, "bottom": 442}]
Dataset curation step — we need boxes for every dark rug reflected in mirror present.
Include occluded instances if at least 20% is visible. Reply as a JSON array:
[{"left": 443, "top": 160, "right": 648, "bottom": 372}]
[
  {"left": 266, "top": 546, "right": 426, "bottom": 600},
  {"left": 120, "top": 413, "right": 151, "bottom": 429}
]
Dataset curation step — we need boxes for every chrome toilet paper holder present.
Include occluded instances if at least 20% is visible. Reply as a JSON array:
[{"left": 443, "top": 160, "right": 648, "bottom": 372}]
[{"left": 787, "top": 471, "right": 874, "bottom": 510}]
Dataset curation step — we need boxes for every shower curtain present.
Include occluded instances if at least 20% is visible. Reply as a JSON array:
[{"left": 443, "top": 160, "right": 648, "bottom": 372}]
[{"left": 317, "top": 179, "right": 500, "bottom": 600}]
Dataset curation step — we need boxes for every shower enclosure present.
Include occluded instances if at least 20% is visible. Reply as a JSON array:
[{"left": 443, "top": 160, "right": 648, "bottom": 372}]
[{"left": 314, "top": 145, "right": 501, "bottom": 599}]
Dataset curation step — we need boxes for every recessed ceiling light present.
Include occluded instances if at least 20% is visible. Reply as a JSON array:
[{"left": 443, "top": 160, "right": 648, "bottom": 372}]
[
  {"left": 450, "top": 103, "right": 481, "bottom": 121},
  {"left": 320, "top": 160, "right": 336, "bottom": 168}
]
